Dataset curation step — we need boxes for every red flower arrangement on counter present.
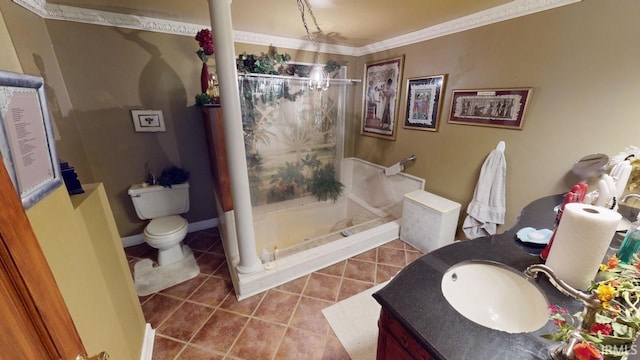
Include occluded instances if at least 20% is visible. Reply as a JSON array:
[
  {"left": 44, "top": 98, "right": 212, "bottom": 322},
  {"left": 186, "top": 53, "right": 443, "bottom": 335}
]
[{"left": 542, "top": 254, "right": 640, "bottom": 360}]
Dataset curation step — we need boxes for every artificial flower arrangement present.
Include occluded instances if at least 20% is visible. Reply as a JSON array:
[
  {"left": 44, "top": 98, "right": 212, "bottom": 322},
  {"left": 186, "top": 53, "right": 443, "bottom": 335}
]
[
  {"left": 195, "top": 28, "right": 214, "bottom": 61},
  {"left": 543, "top": 254, "right": 640, "bottom": 359},
  {"left": 194, "top": 28, "right": 219, "bottom": 106}
]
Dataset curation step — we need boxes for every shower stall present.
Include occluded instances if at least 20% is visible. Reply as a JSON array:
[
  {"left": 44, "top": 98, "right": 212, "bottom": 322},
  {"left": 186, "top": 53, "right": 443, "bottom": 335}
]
[{"left": 208, "top": 68, "right": 424, "bottom": 299}]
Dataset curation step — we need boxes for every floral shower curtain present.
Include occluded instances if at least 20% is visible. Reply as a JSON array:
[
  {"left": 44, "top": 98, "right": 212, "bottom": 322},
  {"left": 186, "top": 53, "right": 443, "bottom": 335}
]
[{"left": 238, "top": 73, "right": 345, "bottom": 206}]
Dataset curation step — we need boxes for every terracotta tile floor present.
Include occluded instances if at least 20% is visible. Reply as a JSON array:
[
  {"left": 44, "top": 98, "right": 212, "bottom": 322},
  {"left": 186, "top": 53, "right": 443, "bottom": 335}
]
[{"left": 124, "top": 228, "right": 423, "bottom": 360}]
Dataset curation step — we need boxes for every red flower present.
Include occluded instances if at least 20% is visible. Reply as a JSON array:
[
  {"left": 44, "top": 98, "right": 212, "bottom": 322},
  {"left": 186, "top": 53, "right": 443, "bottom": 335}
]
[
  {"left": 573, "top": 342, "right": 603, "bottom": 360},
  {"left": 195, "top": 29, "right": 214, "bottom": 55},
  {"left": 549, "top": 304, "right": 568, "bottom": 315},
  {"left": 607, "top": 255, "right": 619, "bottom": 269},
  {"left": 553, "top": 319, "right": 566, "bottom": 326},
  {"left": 589, "top": 323, "right": 612, "bottom": 336}
]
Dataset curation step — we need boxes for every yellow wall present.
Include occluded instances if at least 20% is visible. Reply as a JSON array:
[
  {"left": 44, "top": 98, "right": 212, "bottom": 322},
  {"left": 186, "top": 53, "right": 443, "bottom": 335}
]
[
  {"left": 0, "top": 8, "right": 20, "bottom": 72},
  {"left": 26, "top": 185, "right": 146, "bottom": 359},
  {"left": 0, "top": 6, "right": 145, "bottom": 359},
  {"left": 0, "top": 0, "right": 94, "bottom": 184},
  {"left": 27, "top": 184, "right": 145, "bottom": 359},
  {"left": 4, "top": 0, "right": 640, "bottom": 241},
  {"left": 353, "top": 0, "right": 640, "bottom": 235},
  {"left": 32, "top": 0, "right": 640, "bottom": 240},
  {"left": 43, "top": 20, "right": 217, "bottom": 237}
]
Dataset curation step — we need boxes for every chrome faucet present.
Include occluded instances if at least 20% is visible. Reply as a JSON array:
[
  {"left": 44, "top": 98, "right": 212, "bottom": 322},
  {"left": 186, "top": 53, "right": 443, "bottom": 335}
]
[
  {"left": 621, "top": 193, "right": 640, "bottom": 204},
  {"left": 400, "top": 154, "right": 417, "bottom": 166},
  {"left": 524, "top": 264, "right": 601, "bottom": 360}
]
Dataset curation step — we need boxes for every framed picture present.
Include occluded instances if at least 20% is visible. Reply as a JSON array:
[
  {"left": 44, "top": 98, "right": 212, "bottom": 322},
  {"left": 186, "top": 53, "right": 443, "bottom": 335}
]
[
  {"left": 0, "top": 70, "right": 63, "bottom": 209},
  {"left": 403, "top": 74, "right": 447, "bottom": 132},
  {"left": 131, "top": 109, "right": 166, "bottom": 132},
  {"left": 448, "top": 88, "right": 532, "bottom": 129},
  {"left": 361, "top": 55, "right": 405, "bottom": 140}
]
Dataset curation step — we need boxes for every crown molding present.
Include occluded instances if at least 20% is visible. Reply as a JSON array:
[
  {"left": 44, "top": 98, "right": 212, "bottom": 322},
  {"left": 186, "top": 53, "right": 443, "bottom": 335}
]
[
  {"left": 233, "top": 30, "right": 356, "bottom": 56},
  {"left": 13, "top": 0, "right": 205, "bottom": 36},
  {"left": 14, "top": 0, "right": 580, "bottom": 57},
  {"left": 355, "top": 0, "right": 581, "bottom": 56}
]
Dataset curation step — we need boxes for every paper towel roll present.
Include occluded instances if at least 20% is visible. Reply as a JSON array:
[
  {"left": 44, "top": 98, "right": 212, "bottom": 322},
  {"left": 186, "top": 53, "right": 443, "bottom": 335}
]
[{"left": 546, "top": 203, "right": 621, "bottom": 290}]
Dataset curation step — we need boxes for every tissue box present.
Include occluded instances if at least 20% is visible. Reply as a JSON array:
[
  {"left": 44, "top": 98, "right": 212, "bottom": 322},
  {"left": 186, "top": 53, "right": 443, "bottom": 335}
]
[{"left": 400, "top": 190, "right": 461, "bottom": 253}]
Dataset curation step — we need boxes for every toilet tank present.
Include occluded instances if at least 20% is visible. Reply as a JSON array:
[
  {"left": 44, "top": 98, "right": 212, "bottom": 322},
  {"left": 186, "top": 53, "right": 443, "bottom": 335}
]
[{"left": 128, "top": 182, "right": 190, "bottom": 220}]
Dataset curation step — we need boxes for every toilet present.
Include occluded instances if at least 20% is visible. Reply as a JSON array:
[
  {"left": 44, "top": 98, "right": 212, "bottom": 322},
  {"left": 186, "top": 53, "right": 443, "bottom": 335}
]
[{"left": 128, "top": 182, "right": 190, "bottom": 266}]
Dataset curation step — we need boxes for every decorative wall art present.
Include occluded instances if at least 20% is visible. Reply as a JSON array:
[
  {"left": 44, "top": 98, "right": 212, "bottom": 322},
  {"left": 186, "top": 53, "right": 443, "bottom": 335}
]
[
  {"left": 0, "top": 70, "right": 63, "bottom": 209},
  {"left": 131, "top": 110, "right": 166, "bottom": 132},
  {"left": 361, "top": 55, "right": 405, "bottom": 140},
  {"left": 448, "top": 88, "right": 532, "bottom": 129},
  {"left": 403, "top": 74, "right": 447, "bottom": 132}
]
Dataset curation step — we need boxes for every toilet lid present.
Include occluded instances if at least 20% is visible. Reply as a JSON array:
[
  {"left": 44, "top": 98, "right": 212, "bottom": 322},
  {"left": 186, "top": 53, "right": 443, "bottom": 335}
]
[{"left": 146, "top": 216, "right": 187, "bottom": 236}]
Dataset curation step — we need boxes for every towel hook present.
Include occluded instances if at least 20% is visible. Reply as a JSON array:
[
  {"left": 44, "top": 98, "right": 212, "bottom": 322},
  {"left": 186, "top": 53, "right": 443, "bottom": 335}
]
[{"left": 496, "top": 141, "right": 506, "bottom": 151}]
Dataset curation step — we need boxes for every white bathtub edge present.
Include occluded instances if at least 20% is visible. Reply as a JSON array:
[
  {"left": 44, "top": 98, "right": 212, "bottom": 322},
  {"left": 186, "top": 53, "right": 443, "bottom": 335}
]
[{"left": 234, "top": 219, "right": 401, "bottom": 300}]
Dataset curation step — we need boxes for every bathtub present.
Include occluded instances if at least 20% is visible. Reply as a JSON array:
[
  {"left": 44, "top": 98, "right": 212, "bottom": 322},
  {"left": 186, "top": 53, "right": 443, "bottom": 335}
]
[{"left": 223, "top": 157, "right": 425, "bottom": 299}]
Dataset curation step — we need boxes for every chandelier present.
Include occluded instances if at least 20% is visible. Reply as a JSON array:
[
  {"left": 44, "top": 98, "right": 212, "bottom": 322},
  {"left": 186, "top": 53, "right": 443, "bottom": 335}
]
[{"left": 296, "top": 0, "right": 330, "bottom": 91}]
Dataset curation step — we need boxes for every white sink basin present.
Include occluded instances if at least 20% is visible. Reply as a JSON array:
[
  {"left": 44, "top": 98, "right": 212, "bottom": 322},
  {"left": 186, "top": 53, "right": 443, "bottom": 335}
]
[{"left": 441, "top": 260, "right": 549, "bottom": 333}]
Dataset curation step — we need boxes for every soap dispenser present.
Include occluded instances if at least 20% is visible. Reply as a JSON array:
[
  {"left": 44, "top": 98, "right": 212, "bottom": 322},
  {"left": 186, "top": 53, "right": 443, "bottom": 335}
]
[{"left": 616, "top": 213, "right": 640, "bottom": 263}]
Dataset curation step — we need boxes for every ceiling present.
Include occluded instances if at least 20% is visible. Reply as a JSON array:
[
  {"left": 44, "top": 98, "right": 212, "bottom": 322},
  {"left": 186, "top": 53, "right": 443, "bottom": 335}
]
[{"left": 45, "top": 0, "right": 511, "bottom": 47}]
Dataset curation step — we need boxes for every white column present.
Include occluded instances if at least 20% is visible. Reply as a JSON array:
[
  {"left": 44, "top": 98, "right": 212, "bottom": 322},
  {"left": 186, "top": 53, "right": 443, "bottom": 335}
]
[{"left": 208, "top": 0, "right": 261, "bottom": 274}]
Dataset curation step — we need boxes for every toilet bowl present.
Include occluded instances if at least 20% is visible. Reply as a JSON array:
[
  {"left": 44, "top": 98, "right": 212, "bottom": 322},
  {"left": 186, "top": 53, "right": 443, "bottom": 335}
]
[
  {"left": 128, "top": 182, "right": 191, "bottom": 266},
  {"left": 144, "top": 215, "right": 189, "bottom": 265}
]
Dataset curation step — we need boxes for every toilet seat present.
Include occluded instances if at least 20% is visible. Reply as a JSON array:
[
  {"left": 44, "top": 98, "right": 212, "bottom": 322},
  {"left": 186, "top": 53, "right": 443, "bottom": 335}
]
[
  {"left": 143, "top": 215, "right": 189, "bottom": 253},
  {"left": 145, "top": 215, "right": 188, "bottom": 237}
]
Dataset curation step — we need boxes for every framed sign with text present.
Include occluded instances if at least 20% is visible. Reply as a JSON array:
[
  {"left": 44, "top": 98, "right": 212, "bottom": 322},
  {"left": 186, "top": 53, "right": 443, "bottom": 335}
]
[{"left": 0, "top": 70, "right": 62, "bottom": 209}]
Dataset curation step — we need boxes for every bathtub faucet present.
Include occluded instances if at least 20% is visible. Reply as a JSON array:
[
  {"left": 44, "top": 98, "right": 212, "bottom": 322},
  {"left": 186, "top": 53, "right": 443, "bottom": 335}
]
[
  {"left": 524, "top": 264, "right": 601, "bottom": 360},
  {"left": 400, "top": 154, "right": 416, "bottom": 166}
]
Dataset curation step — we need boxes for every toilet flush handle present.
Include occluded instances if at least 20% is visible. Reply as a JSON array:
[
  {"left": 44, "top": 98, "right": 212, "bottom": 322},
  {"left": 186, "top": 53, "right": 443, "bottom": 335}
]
[{"left": 131, "top": 194, "right": 141, "bottom": 198}]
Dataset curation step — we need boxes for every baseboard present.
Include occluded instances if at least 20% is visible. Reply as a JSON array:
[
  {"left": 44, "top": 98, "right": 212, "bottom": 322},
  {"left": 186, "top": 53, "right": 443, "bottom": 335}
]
[
  {"left": 122, "top": 218, "right": 219, "bottom": 248},
  {"left": 139, "top": 323, "right": 155, "bottom": 360},
  {"left": 188, "top": 218, "right": 218, "bottom": 232},
  {"left": 122, "top": 233, "right": 145, "bottom": 247}
]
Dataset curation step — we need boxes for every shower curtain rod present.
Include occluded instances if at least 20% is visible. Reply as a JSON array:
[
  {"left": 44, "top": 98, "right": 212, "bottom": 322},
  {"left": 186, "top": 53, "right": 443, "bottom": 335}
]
[{"left": 237, "top": 72, "right": 362, "bottom": 85}]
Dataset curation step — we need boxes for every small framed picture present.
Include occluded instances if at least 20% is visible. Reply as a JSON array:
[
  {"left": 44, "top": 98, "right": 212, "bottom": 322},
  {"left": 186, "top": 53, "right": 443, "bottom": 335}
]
[
  {"left": 361, "top": 55, "right": 405, "bottom": 141},
  {"left": 448, "top": 88, "right": 532, "bottom": 129},
  {"left": 131, "top": 110, "right": 166, "bottom": 132},
  {"left": 403, "top": 74, "right": 447, "bottom": 132}
]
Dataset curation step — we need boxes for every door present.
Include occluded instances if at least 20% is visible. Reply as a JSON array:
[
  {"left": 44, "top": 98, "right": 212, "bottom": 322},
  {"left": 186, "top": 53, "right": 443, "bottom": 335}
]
[{"left": 0, "top": 157, "right": 86, "bottom": 359}]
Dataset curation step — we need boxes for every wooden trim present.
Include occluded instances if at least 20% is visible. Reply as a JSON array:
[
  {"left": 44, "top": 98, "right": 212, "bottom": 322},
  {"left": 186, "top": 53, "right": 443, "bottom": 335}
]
[{"left": 201, "top": 105, "right": 233, "bottom": 212}]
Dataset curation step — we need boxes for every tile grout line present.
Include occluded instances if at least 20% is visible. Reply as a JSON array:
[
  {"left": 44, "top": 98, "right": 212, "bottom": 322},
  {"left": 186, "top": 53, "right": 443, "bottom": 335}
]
[
  {"left": 223, "top": 296, "right": 261, "bottom": 359},
  {"left": 134, "top": 235, "right": 414, "bottom": 360},
  {"left": 183, "top": 280, "right": 235, "bottom": 358}
]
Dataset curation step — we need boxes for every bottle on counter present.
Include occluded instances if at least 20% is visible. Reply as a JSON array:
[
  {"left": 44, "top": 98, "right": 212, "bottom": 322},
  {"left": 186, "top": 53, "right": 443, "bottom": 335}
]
[{"left": 616, "top": 214, "right": 640, "bottom": 263}]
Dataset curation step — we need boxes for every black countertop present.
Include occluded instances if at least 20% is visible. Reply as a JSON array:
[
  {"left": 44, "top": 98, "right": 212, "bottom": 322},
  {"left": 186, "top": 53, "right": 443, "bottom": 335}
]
[{"left": 373, "top": 195, "right": 588, "bottom": 360}]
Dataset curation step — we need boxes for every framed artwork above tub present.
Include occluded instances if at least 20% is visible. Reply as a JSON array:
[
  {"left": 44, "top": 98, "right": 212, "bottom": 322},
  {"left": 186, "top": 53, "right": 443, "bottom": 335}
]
[
  {"left": 360, "top": 55, "right": 405, "bottom": 141},
  {"left": 403, "top": 74, "right": 447, "bottom": 132},
  {"left": 448, "top": 88, "right": 532, "bottom": 129}
]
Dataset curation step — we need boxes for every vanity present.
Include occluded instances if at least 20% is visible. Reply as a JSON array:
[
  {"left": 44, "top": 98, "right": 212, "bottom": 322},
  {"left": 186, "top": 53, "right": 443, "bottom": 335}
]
[{"left": 373, "top": 195, "right": 592, "bottom": 360}]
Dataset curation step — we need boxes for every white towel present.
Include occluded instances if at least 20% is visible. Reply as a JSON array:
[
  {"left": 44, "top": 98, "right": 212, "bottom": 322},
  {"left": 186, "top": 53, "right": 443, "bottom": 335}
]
[{"left": 463, "top": 147, "right": 506, "bottom": 239}]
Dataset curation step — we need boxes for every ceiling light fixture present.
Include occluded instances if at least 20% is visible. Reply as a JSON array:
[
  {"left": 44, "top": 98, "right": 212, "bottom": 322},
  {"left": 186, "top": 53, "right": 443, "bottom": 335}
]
[{"left": 296, "top": 0, "right": 329, "bottom": 91}]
